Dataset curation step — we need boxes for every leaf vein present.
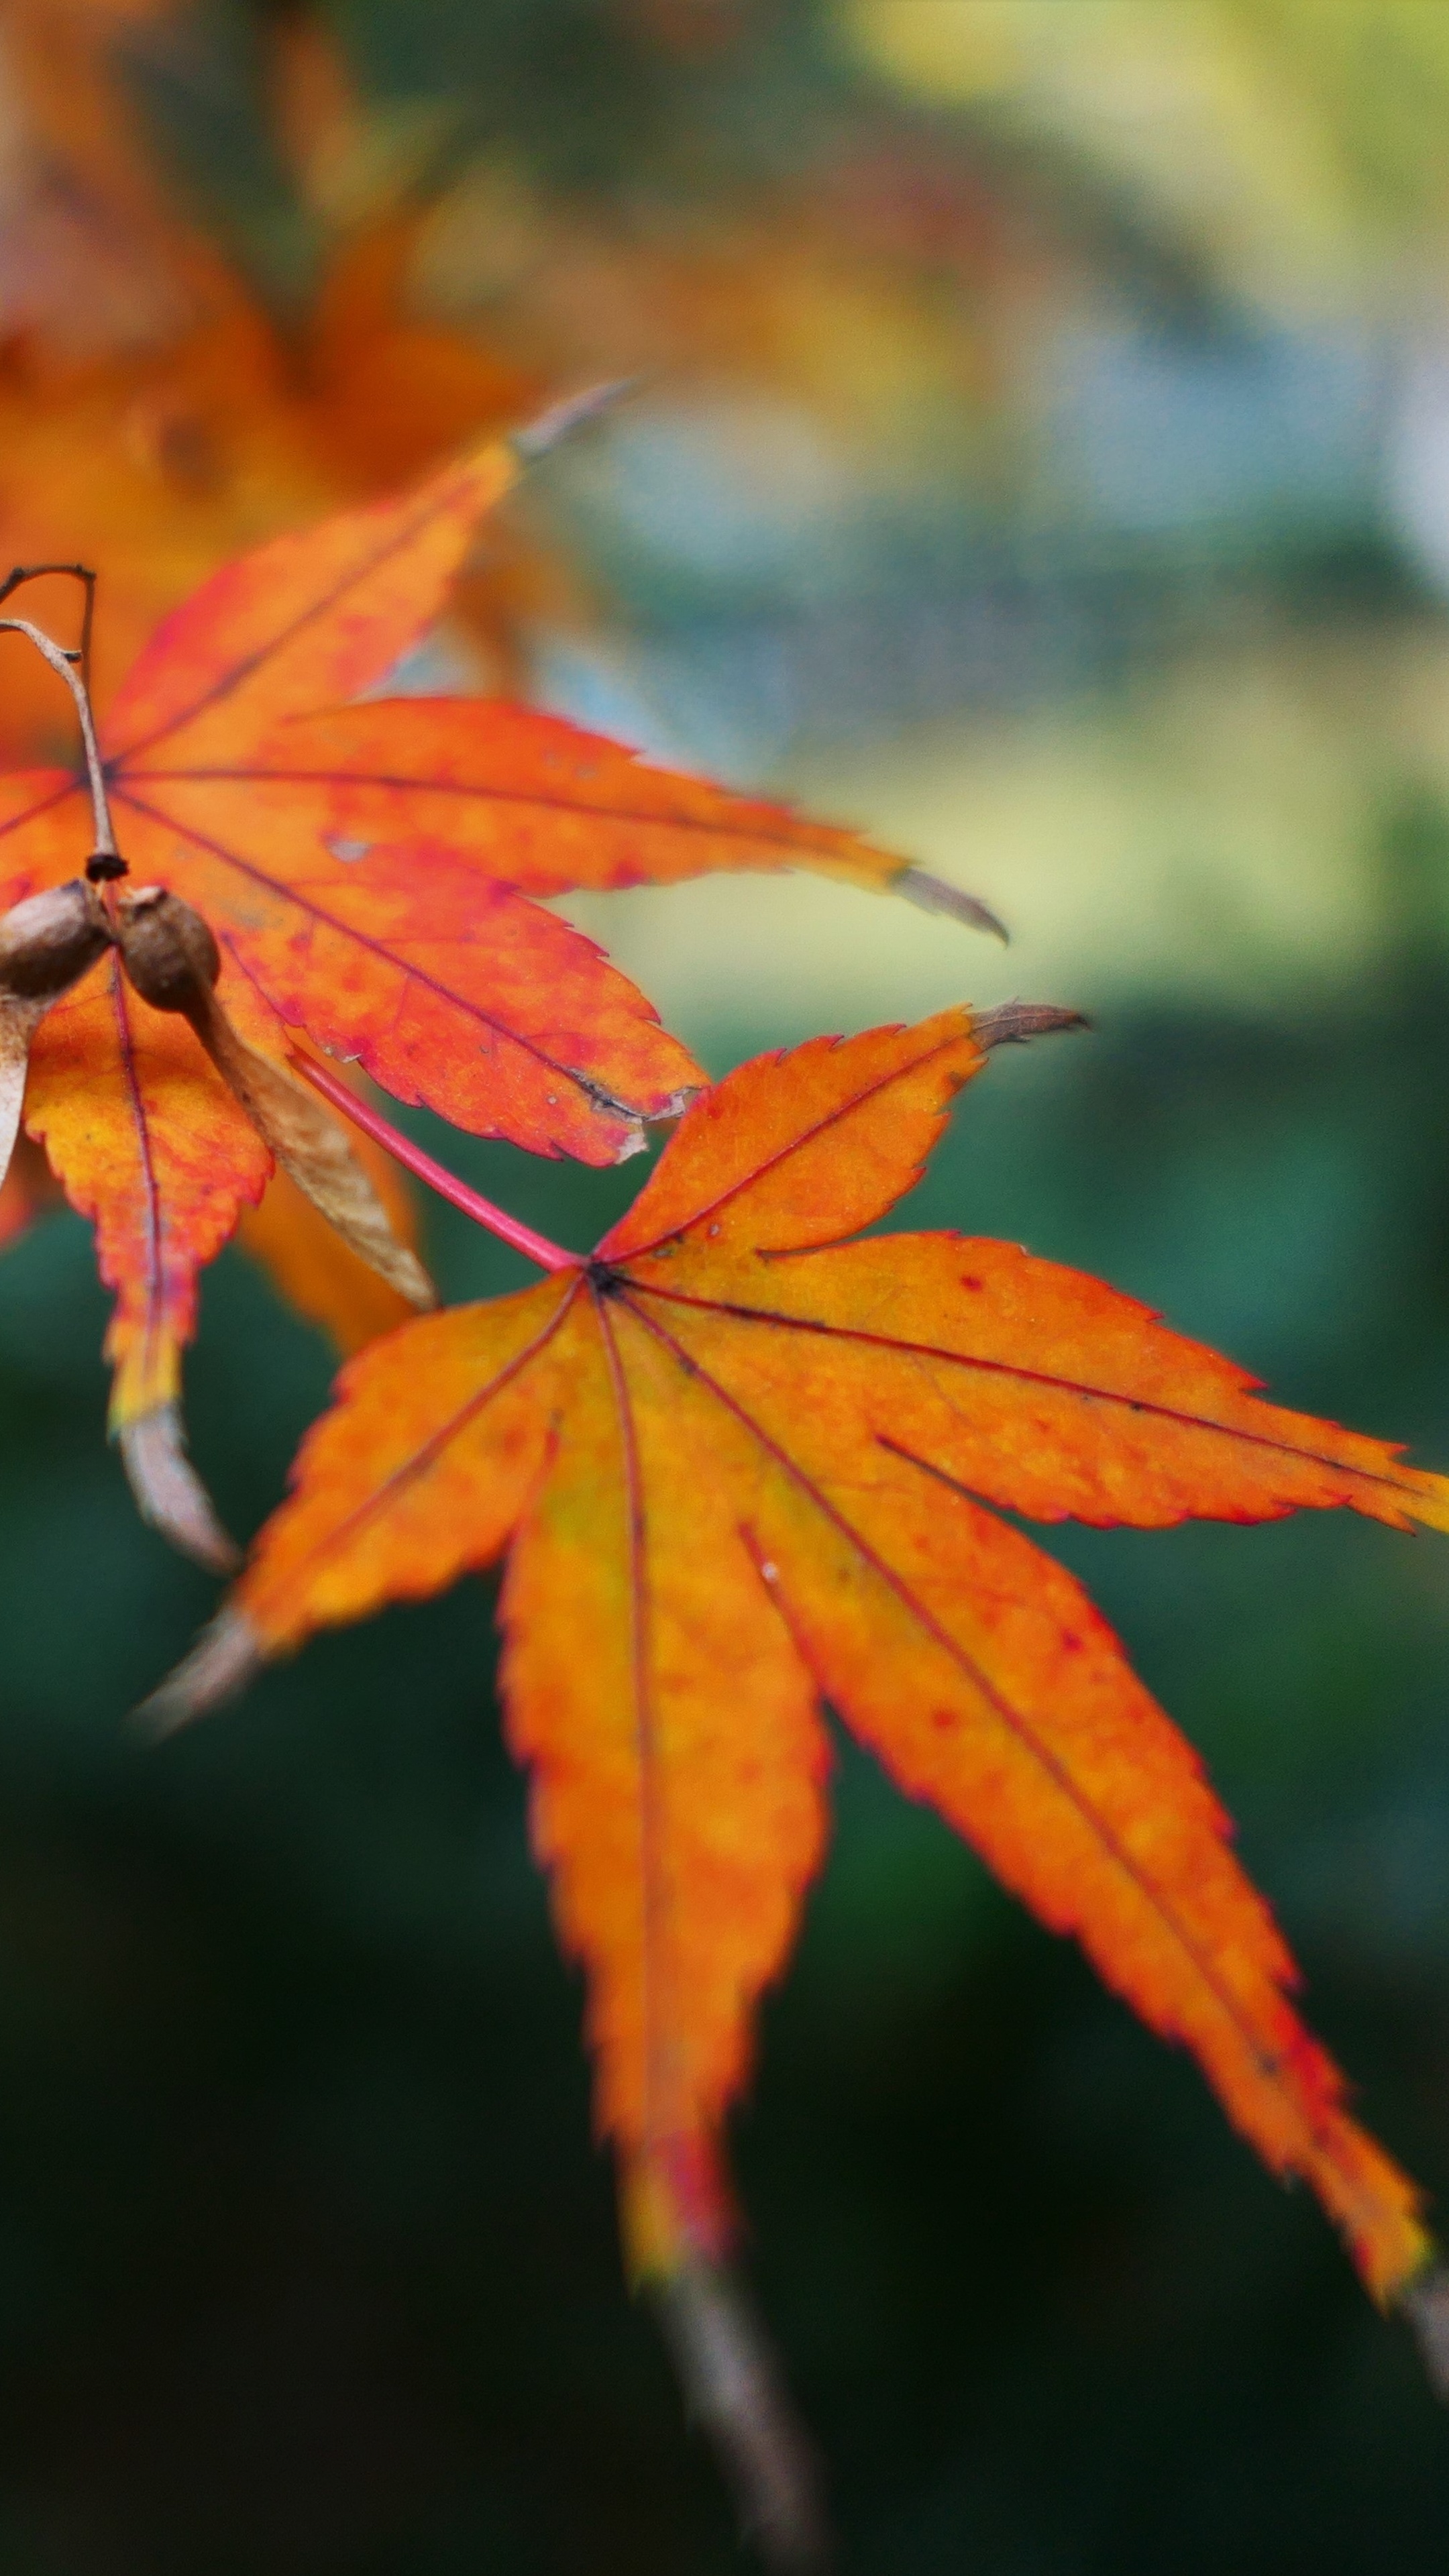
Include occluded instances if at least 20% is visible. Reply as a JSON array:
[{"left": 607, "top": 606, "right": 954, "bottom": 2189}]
[
  {"left": 626, "top": 1281, "right": 1420, "bottom": 1507},
  {"left": 621, "top": 1287, "right": 1372, "bottom": 2208}
]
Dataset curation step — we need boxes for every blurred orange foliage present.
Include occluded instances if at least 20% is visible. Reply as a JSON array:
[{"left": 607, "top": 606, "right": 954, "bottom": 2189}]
[{"left": 0, "top": 0, "right": 550, "bottom": 763}]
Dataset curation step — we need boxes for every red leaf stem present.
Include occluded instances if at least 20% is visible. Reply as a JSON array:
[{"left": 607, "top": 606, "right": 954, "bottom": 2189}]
[{"left": 290, "top": 1050, "right": 578, "bottom": 1275}]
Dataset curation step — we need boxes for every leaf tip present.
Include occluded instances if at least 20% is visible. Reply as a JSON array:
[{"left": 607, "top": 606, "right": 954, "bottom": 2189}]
[
  {"left": 896, "top": 864, "right": 1009, "bottom": 944},
  {"left": 132, "top": 1608, "right": 263, "bottom": 1743},
  {"left": 394, "top": 1246, "right": 440, "bottom": 1310},
  {"left": 1401, "top": 2263, "right": 1449, "bottom": 2402},
  {"left": 118, "top": 1405, "right": 241, "bottom": 1575},
  {"left": 651, "top": 2262, "right": 830, "bottom": 2572},
  {"left": 511, "top": 378, "right": 640, "bottom": 463},
  {"left": 973, "top": 1000, "right": 1091, "bottom": 1050}
]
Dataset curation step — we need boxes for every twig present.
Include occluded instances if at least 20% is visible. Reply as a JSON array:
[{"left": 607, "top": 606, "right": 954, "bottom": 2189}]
[
  {"left": 0, "top": 612, "right": 122, "bottom": 877},
  {"left": 0, "top": 561, "right": 96, "bottom": 693}
]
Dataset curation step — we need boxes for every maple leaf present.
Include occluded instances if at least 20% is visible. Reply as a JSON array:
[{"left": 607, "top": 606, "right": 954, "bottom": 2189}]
[
  {"left": 0, "top": 425, "right": 996, "bottom": 1554},
  {"left": 142, "top": 1002, "right": 1449, "bottom": 2552},
  {"left": 0, "top": 1044, "right": 421, "bottom": 1356}
]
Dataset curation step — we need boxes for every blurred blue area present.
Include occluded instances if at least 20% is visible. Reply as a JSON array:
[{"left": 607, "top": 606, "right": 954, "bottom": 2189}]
[{"left": 1037, "top": 315, "right": 1385, "bottom": 539}]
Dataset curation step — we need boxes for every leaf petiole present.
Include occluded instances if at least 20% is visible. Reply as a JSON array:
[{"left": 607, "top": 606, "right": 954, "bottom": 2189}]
[{"left": 290, "top": 1050, "right": 578, "bottom": 1275}]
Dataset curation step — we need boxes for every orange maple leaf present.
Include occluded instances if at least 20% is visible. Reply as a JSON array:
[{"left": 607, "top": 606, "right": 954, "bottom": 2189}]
[
  {"left": 144, "top": 1004, "right": 1449, "bottom": 2412},
  {"left": 0, "top": 1051, "right": 421, "bottom": 1352},
  {"left": 0, "top": 1026, "right": 422, "bottom": 1328},
  {"left": 0, "top": 427, "right": 993, "bottom": 1538}
]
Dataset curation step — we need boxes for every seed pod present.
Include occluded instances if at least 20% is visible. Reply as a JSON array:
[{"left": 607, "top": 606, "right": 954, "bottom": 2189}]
[
  {"left": 111, "top": 883, "right": 220, "bottom": 1014},
  {"left": 0, "top": 879, "right": 111, "bottom": 1002},
  {"left": 114, "top": 885, "right": 435, "bottom": 1314},
  {"left": 0, "top": 877, "right": 112, "bottom": 1195}
]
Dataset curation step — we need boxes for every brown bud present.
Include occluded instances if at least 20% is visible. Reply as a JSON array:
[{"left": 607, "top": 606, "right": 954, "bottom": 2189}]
[
  {"left": 0, "top": 880, "right": 113, "bottom": 1212},
  {"left": 114, "top": 886, "right": 221, "bottom": 1015},
  {"left": 0, "top": 879, "right": 111, "bottom": 1002}
]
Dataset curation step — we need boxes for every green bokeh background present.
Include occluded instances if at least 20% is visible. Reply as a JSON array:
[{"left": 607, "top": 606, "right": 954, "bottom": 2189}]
[{"left": 8, "top": 2, "right": 1449, "bottom": 2567}]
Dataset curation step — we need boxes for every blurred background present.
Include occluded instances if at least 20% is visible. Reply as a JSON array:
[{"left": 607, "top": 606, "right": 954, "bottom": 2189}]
[{"left": 6, "top": 1, "right": 1449, "bottom": 2567}]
